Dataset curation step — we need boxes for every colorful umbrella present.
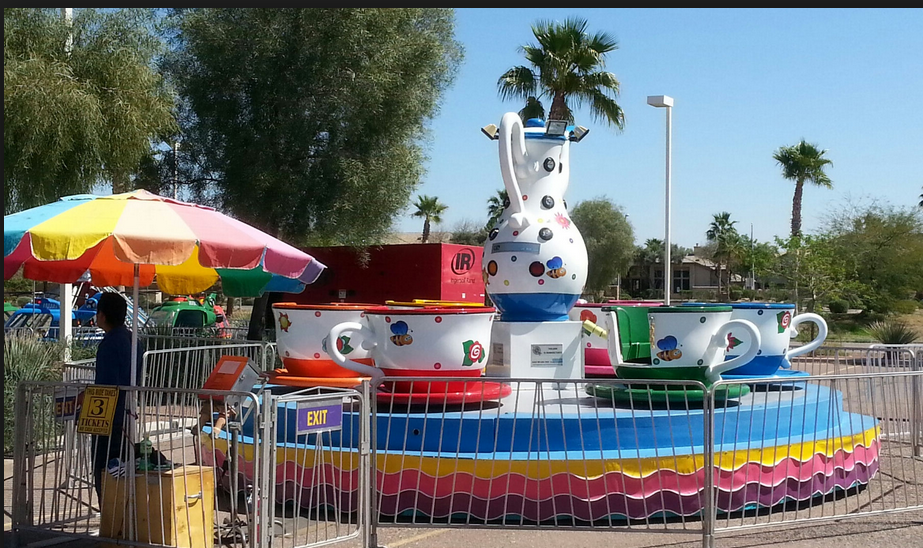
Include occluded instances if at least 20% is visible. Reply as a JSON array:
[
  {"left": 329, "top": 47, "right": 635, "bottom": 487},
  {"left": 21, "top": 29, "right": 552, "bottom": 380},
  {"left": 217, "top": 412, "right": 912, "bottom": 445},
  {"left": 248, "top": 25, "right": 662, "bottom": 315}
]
[
  {"left": 4, "top": 190, "right": 326, "bottom": 296},
  {"left": 4, "top": 190, "right": 328, "bottom": 383}
]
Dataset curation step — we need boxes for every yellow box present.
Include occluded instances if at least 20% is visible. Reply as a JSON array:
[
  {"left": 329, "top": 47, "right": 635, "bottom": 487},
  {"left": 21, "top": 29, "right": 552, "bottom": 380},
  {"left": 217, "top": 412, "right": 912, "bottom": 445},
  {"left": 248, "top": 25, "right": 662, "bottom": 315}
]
[{"left": 100, "top": 466, "right": 215, "bottom": 548}]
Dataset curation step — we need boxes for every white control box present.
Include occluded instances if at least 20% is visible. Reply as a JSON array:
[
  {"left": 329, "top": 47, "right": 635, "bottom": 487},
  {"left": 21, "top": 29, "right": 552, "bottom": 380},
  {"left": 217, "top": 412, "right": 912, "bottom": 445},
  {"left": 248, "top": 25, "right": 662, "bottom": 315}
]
[{"left": 485, "top": 320, "right": 584, "bottom": 380}]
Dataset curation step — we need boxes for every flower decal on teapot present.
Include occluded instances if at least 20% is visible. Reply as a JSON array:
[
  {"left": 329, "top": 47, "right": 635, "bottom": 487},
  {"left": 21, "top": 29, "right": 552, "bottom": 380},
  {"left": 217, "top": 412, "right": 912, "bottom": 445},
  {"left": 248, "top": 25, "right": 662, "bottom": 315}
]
[
  {"left": 462, "top": 340, "right": 485, "bottom": 366},
  {"left": 278, "top": 313, "right": 292, "bottom": 332}
]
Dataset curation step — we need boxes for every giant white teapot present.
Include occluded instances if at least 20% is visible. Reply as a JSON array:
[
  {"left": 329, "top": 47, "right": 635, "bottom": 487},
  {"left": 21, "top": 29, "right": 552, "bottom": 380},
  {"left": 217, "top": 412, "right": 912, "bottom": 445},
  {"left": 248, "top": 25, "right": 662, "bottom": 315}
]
[{"left": 482, "top": 113, "right": 588, "bottom": 322}]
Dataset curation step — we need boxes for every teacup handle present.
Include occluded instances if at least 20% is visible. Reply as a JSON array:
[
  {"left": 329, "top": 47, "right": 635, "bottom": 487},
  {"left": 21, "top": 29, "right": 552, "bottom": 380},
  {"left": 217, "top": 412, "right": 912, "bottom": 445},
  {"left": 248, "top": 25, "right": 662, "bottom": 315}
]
[
  {"left": 707, "top": 319, "right": 762, "bottom": 379},
  {"left": 784, "top": 313, "right": 828, "bottom": 360},
  {"left": 326, "top": 321, "right": 384, "bottom": 381}
]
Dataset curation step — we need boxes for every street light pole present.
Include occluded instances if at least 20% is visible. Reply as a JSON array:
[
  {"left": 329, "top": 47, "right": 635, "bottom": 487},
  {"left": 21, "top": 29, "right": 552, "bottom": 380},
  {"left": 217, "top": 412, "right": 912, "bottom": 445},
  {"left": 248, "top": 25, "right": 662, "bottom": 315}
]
[{"left": 647, "top": 95, "right": 674, "bottom": 305}]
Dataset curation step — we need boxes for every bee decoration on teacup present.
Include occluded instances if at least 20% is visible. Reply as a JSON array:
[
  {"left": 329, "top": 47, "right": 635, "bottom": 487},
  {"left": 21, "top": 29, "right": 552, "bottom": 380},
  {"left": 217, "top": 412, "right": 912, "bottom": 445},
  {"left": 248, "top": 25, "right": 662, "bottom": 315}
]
[
  {"left": 655, "top": 335, "right": 683, "bottom": 362},
  {"left": 389, "top": 321, "right": 413, "bottom": 346},
  {"left": 546, "top": 256, "right": 567, "bottom": 279}
]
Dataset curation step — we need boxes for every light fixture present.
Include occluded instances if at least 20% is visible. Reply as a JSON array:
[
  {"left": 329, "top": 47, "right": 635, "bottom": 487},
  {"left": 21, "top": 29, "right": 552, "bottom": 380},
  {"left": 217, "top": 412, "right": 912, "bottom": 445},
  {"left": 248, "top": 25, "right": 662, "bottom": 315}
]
[
  {"left": 570, "top": 125, "right": 590, "bottom": 142},
  {"left": 545, "top": 120, "right": 568, "bottom": 137},
  {"left": 646, "top": 95, "right": 674, "bottom": 108},
  {"left": 480, "top": 124, "right": 499, "bottom": 140}
]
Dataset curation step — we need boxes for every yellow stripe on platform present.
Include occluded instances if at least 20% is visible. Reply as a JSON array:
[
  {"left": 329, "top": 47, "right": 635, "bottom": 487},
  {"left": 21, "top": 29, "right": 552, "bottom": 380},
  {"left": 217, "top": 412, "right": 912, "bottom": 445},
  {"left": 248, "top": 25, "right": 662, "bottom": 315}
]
[{"left": 203, "top": 426, "right": 879, "bottom": 480}]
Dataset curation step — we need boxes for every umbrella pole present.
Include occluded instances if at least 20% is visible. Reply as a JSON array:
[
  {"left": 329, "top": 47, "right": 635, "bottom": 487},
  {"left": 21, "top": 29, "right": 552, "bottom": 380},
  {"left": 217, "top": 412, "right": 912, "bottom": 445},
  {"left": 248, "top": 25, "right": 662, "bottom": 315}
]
[
  {"left": 131, "top": 264, "right": 140, "bottom": 388},
  {"left": 125, "top": 264, "right": 140, "bottom": 542}
]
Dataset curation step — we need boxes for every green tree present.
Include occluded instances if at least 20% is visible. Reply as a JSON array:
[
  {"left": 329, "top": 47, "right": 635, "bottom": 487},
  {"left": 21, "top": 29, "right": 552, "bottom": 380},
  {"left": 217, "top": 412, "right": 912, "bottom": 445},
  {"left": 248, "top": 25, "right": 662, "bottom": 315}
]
[
  {"left": 771, "top": 234, "right": 859, "bottom": 314},
  {"left": 824, "top": 202, "right": 923, "bottom": 314},
  {"left": 705, "top": 211, "right": 740, "bottom": 299},
  {"left": 4, "top": 8, "right": 176, "bottom": 213},
  {"left": 449, "top": 219, "right": 487, "bottom": 246},
  {"left": 412, "top": 195, "right": 448, "bottom": 243},
  {"left": 485, "top": 189, "right": 508, "bottom": 230},
  {"left": 736, "top": 236, "right": 778, "bottom": 290},
  {"left": 164, "top": 8, "right": 463, "bottom": 244},
  {"left": 165, "top": 9, "right": 463, "bottom": 339},
  {"left": 773, "top": 140, "right": 834, "bottom": 238},
  {"left": 571, "top": 198, "right": 634, "bottom": 300},
  {"left": 497, "top": 16, "right": 624, "bottom": 128}
]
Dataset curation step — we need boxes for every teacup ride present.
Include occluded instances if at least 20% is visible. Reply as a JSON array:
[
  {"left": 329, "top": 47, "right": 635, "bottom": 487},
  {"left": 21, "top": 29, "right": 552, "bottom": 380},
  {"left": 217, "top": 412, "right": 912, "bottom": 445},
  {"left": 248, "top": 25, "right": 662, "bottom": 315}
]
[
  {"left": 326, "top": 305, "right": 511, "bottom": 406},
  {"left": 269, "top": 302, "right": 379, "bottom": 388},
  {"left": 677, "top": 302, "right": 826, "bottom": 383},
  {"left": 586, "top": 305, "right": 763, "bottom": 406},
  {"left": 570, "top": 301, "right": 662, "bottom": 378},
  {"left": 201, "top": 116, "right": 879, "bottom": 524}
]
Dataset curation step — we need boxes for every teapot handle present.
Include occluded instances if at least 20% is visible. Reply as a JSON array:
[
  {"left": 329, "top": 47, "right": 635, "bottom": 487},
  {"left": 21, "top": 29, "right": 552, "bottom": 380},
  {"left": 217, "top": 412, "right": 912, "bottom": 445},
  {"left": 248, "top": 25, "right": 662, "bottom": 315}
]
[{"left": 498, "top": 112, "right": 530, "bottom": 230}]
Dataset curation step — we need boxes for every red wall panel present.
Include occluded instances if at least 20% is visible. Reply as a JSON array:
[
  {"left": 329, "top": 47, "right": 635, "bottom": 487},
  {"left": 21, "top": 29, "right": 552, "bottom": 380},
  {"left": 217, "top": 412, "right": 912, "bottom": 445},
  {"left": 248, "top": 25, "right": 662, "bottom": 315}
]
[{"left": 281, "top": 243, "right": 485, "bottom": 305}]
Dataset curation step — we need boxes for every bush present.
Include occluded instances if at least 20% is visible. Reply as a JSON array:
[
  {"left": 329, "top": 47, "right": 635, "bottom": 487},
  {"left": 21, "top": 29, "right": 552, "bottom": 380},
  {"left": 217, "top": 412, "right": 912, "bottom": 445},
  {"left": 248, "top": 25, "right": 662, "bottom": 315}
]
[
  {"left": 866, "top": 320, "right": 920, "bottom": 345},
  {"left": 4, "top": 334, "right": 66, "bottom": 456},
  {"left": 828, "top": 299, "right": 849, "bottom": 314},
  {"left": 892, "top": 300, "right": 921, "bottom": 315}
]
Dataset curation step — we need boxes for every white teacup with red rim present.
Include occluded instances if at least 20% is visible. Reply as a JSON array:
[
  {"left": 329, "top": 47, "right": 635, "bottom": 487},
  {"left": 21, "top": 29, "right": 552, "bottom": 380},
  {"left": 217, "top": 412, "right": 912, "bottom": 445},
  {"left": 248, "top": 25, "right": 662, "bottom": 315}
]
[
  {"left": 273, "top": 303, "right": 377, "bottom": 378},
  {"left": 326, "top": 306, "right": 496, "bottom": 393}
]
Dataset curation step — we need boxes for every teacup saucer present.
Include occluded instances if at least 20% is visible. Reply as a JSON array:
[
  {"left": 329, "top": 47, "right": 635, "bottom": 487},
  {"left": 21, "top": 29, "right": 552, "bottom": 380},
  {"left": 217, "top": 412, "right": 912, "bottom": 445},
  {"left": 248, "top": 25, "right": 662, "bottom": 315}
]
[
  {"left": 586, "top": 382, "right": 750, "bottom": 405},
  {"left": 376, "top": 381, "right": 512, "bottom": 406},
  {"left": 721, "top": 369, "right": 810, "bottom": 380},
  {"left": 267, "top": 369, "right": 368, "bottom": 389}
]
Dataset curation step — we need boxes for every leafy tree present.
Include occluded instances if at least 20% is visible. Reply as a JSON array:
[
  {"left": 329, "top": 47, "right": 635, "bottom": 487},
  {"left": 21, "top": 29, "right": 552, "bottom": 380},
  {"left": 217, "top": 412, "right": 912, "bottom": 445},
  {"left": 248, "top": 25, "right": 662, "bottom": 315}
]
[
  {"left": 164, "top": 8, "right": 463, "bottom": 245},
  {"left": 412, "top": 194, "right": 448, "bottom": 243},
  {"left": 4, "top": 8, "right": 176, "bottom": 213},
  {"left": 485, "top": 189, "right": 509, "bottom": 230},
  {"left": 705, "top": 211, "right": 741, "bottom": 298},
  {"left": 773, "top": 139, "right": 833, "bottom": 238},
  {"left": 771, "top": 234, "right": 860, "bottom": 314},
  {"left": 164, "top": 9, "right": 463, "bottom": 339},
  {"left": 571, "top": 198, "right": 634, "bottom": 300},
  {"left": 449, "top": 219, "right": 487, "bottom": 246},
  {"left": 824, "top": 202, "right": 923, "bottom": 314},
  {"left": 497, "top": 16, "right": 624, "bottom": 128},
  {"left": 736, "top": 236, "right": 779, "bottom": 289}
]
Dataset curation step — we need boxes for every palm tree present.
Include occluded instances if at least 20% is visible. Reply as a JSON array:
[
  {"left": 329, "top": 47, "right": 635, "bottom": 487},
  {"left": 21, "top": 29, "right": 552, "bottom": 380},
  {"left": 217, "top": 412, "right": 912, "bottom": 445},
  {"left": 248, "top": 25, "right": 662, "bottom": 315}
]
[
  {"left": 773, "top": 140, "right": 833, "bottom": 238},
  {"left": 497, "top": 17, "right": 625, "bottom": 128},
  {"left": 706, "top": 212, "right": 740, "bottom": 298},
  {"left": 485, "top": 189, "right": 508, "bottom": 229},
  {"left": 411, "top": 195, "right": 447, "bottom": 244}
]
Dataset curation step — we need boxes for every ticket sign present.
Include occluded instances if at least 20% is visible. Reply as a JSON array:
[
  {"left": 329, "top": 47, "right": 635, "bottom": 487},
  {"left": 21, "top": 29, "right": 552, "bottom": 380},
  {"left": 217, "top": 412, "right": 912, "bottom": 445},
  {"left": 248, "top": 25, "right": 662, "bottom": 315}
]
[
  {"left": 296, "top": 399, "right": 343, "bottom": 434},
  {"left": 76, "top": 385, "right": 119, "bottom": 435},
  {"left": 54, "top": 386, "right": 84, "bottom": 421}
]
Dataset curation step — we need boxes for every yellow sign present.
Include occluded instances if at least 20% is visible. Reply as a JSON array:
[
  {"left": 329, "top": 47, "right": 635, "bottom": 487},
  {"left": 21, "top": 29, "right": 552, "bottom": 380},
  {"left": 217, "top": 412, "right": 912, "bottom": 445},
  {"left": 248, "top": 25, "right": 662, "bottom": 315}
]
[{"left": 76, "top": 385, "right": 119, "bottom": 435}]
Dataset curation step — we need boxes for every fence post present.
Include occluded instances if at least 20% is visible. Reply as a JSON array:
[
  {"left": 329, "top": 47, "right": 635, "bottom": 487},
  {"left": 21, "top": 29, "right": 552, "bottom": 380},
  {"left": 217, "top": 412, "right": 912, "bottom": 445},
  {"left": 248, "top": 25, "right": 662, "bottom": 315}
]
[
  {"left": 359, "top": 379, "right": 378, "bottom": 548},
  {"left": 912, "top": 349, "right": 922, "bottom": 458},
  {"left": 11, "top": 383, "right": 33, "bottom": 538},
  {"left": 702, "top": 381, "right": 716, "bottom": 548}
]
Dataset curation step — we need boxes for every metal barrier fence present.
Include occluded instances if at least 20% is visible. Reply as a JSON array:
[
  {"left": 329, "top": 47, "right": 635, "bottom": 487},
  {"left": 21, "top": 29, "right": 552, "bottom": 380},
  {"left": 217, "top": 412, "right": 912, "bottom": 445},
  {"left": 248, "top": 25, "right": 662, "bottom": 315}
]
[
  {"left": 708, "top": 369, "right": 923, "bottom": 540},
  {"left": 9, "top": 345, "right": 923, "bottom": 548},
  {"left": 259, "top": 385, "right": 371, "bottom": 548},
  {"left": 11, "top": 383, "right": 263, "bottom": 548},
  {"left": 367, "top": 377, "right": 712, "bottom": 541}
]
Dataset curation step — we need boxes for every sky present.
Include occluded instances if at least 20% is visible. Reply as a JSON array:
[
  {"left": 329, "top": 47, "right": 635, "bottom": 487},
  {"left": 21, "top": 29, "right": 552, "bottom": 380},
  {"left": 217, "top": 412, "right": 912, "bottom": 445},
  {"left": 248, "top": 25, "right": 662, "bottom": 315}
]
[{"left": 394, "top": 8, "right": 923, "bottom": 249}]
